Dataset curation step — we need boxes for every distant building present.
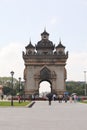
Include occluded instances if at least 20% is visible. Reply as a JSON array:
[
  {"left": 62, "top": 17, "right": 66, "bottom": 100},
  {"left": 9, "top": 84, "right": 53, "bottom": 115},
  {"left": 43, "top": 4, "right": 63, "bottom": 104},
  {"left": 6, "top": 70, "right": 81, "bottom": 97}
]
[{"left": 23, "top": 29, "right": 68, "bottom": 96}]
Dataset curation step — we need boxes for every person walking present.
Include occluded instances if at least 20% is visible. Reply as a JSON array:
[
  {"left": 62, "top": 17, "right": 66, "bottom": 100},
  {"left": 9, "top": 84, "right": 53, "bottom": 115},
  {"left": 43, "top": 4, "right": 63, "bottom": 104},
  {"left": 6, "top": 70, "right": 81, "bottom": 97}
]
[
  {"left": 64, "top": 95, "right": 68, "bottom": 103},
  {"left": 53, "top": 94, "right": 56, "bottom": 101},
  {"left": 58, "top": 95, "right": 63, "bottom": 103},
  {"left": 69, "top": 96, "right": 72, "bottom": 103},
  {"left": 73, "top": 94, "right": 77, "bottom": 103},
  {"left": 48, "top": 96, "right": 52, "bottom": 105},
  {"left": 47, "top": 93, "right": 53, "bottom": 105}
]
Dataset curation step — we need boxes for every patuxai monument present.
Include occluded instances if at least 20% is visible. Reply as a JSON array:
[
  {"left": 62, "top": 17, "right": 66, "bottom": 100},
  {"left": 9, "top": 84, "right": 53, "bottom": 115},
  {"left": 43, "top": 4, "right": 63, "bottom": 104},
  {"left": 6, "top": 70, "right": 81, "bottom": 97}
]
[{"left": 22, "top": 29, "right": 68, "bottom": 97}]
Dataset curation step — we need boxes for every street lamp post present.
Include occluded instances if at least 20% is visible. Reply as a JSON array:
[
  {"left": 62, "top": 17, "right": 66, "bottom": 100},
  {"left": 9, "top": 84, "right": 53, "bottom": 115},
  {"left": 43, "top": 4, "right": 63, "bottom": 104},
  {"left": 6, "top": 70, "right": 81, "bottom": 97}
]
[
  {"left": 84, "top": 71, "right": 87, "bottom": 96},
  {"left": 10, "top": 71, "right": 14, "bottom": 106},
  {"left": 19, "top": 77, "right": 21, "bottom": 103}
]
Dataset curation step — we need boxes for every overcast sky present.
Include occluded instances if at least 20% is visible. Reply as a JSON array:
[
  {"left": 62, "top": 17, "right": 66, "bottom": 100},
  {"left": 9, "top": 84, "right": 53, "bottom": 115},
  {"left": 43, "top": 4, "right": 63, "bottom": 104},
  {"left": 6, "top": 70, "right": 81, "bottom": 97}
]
[{"left": 0, "top": 0, "right": 87, "bottom": 81}]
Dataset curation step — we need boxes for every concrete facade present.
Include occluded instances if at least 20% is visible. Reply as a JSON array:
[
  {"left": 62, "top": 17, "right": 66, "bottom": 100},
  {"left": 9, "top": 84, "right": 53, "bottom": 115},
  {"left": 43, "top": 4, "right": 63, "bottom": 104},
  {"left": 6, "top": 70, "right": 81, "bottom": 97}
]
[{"left": 23, "top": 29, "right": 68, "bottom": 96}]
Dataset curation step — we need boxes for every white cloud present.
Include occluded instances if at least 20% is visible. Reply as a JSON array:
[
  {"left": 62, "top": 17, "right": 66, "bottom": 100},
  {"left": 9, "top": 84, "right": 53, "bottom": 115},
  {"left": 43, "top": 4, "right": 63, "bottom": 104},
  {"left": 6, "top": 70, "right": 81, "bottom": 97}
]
[
  {"left": 66, "top": 52, "right": 87, "bottom": 81},
  {"left": 50, "top": 17, "right": 57, "bottom": 25},
  {"left": 78, "top": 0, "right": 87, "bottom": 6},
  {"left": 0, "top": 43, "right": 25, "bottom": 80},
  {"left": 46, "top": 17, "right": 58, "bottom": 29}
]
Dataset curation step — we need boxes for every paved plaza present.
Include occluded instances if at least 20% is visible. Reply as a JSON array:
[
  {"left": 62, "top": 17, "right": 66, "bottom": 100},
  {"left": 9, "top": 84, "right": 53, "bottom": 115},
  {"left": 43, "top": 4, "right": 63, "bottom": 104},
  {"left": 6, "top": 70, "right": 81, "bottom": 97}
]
[{"left": 0, "top": 101, "right": 87, "bottom": 130}]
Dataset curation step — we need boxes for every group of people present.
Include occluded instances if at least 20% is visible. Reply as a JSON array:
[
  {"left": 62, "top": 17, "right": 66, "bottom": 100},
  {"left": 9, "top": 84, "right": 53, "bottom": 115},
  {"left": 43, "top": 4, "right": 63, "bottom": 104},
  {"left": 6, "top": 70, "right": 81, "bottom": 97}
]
[{"left": 47, "top": 93, "right": 78, "bottom": 105}]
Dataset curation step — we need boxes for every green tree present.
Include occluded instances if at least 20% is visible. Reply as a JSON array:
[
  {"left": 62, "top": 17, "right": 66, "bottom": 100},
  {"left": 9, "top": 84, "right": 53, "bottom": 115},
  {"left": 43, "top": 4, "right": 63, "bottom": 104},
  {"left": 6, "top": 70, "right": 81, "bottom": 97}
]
[{"left": 66, "top": 81, "right": 85, "bottom": 96}]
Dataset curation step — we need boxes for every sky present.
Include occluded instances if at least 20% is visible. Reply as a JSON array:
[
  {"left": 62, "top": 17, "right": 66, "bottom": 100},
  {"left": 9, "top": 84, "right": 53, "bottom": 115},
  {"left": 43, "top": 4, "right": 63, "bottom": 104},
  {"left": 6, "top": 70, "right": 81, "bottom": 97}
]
[{"left": 0, "top": 0, "right": 87, "bottom": 82}]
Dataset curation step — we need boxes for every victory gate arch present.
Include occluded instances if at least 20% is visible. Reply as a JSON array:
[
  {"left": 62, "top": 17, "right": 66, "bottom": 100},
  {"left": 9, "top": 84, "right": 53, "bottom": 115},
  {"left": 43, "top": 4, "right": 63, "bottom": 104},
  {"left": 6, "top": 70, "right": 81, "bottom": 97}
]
[{"left": 22, "top": 29, "right": 68, "bottom": 96}]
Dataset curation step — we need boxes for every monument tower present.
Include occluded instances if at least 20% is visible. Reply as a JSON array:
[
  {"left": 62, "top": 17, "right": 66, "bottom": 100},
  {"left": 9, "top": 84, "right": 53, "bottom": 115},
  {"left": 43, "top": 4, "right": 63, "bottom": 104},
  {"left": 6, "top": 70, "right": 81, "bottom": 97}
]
[{"left": 23, "top": 29, "right": 68, "bottom": 96}]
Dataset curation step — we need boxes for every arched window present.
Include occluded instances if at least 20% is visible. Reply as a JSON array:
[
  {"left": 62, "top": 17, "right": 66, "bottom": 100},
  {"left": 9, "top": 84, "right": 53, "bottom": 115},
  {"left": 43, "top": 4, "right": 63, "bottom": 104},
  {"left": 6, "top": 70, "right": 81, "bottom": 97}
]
[{"left": 40, "top": 67, "right": 51, "bottom": 79}]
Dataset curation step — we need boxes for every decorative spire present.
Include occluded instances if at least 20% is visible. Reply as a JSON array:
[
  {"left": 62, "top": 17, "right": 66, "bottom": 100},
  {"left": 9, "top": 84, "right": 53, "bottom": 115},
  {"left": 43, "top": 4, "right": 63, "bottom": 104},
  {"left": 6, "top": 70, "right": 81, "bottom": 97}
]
[
  {"left": 56, "top": 38, "right": 65, "bottom": 48},
  {"left": 59, "top": 37, "right": 61, "bottom": 44},
  {"left": 29, "top": 37, "right": 31, "bottom": 44},
  {"left": 41, "top": 29, "right": 49, "bottom": 36},
  {"left": 25, "top": 39, "right": 35, "bottom": 49},
  {"left": 44, "top": 26, "right": 46, "bottom": 32},
  {"left": 29, "top": 39, "right": 32, "bottom": 45}
]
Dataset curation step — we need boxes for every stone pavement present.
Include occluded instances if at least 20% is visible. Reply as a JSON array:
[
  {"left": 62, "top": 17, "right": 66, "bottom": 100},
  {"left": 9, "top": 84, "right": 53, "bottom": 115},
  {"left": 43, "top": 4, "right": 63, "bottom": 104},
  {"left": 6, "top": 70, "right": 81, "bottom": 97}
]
[{"left": 0, "top": 101, "right": 87, "bottom": 130}]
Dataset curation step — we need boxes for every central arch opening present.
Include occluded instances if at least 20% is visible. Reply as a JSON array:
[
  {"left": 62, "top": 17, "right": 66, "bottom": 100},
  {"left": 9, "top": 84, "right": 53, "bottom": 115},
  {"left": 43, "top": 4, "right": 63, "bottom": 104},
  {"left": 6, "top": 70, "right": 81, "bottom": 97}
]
[{"left": 39, "top": 81, "right": 51, "bottom": 98}]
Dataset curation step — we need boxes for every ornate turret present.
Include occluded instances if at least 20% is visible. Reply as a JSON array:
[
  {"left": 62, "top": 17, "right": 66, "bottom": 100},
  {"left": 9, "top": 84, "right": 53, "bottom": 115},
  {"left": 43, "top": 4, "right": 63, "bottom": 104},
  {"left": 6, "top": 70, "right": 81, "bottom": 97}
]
[
  {"left": 36, "top": 29, "right": 55, "bottom": 54},
  {"left": 25, "top": 41, "right": 35, "bottom": 55},
  {"left": 56, "top": 40, "right": 65, "bottom": 54},
  {"left": 41, "top": 28, "right": 49, "bottom": 40}
]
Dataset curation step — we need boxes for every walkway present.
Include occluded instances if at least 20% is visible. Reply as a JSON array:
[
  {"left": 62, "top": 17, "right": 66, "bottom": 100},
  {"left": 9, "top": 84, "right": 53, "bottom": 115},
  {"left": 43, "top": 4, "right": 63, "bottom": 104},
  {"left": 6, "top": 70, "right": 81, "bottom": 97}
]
[{"left": 0, "top": 101, "right": 87, "bottom": 130}]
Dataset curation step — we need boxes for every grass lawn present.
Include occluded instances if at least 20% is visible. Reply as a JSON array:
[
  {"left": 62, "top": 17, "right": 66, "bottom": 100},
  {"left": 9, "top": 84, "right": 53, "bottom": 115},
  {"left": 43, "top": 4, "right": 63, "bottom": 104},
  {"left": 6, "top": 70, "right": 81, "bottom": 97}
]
[
  {"left": 80, "top": 100, "right": 87, "bottom": 104},
  {"left": 0, "top": 101, "right": 31, "bottom": 106}
]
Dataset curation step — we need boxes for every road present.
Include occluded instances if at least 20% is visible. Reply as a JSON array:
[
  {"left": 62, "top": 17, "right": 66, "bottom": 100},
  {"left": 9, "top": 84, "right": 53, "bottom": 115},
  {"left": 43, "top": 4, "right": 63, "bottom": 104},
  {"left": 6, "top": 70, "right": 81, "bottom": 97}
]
[{"left": 0, "top": 101, "right": 87, "bottom": 130}]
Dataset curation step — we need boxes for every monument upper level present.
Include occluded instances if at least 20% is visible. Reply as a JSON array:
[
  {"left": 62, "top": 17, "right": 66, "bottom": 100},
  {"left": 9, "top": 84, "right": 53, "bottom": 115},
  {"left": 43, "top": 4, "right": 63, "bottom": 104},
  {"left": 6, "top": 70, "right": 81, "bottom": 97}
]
[{"left": 23, "top": 29, "right": 68, "bottom": 63}]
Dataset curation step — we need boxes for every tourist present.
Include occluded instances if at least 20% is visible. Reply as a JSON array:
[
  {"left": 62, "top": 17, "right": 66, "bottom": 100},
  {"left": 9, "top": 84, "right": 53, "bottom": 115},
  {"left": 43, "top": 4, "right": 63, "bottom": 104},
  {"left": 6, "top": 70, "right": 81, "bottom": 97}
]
[
  {"left": 58, "top": 95, "right": 63, "bottom": 103},
  {"left": 53, "top": 94, "right": 56, "bottom": 101},
  {"left": 47, "top": 93, "right": 53, "bottom": 105},
  {"left": 69, "top": 96, "right": 72, "bottom": 103},
  {"left": 64, "top": 95, "right": 68, "bottom": 103},
  {"left": 73, "top": 94, "right": 77, "bottom": 103}
]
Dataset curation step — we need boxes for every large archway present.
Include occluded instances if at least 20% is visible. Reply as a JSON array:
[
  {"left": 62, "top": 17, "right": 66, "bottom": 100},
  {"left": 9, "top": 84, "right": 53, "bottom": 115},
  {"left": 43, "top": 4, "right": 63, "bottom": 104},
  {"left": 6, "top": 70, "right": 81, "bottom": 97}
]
[{"left": 39, "top": 81, "right": 51, "bottom": 98}]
